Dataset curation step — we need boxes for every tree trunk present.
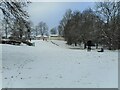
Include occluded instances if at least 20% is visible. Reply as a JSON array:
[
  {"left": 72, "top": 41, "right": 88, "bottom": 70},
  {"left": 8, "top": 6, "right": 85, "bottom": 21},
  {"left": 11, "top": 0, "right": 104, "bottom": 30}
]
[
  {"left": 96, "top": 43, "right": 98, "bottom": 49},
  {"left": 84, "top": 43, "right": 86, "bottom": 49},
  {"left": 75, "top": 42, "right": 77, "bottom": 46}
]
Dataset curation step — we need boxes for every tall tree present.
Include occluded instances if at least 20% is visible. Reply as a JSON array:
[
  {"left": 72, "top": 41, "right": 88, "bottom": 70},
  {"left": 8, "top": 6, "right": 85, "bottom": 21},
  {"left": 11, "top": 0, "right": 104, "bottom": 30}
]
[
  {"left": 96, "top": 2, "right": 119, "bottom": 49},
  {"left": 50, "top": 27, "right": 57, "bottom": 35},
  {"left": 0, "top": 0, "right": 30, "bottom": 40},
  {"left": 0, "top": 0, "right": 29, "bottom": 21},
  {"left": 58, "top": 9, "right": 72, "bottom": 37},
  {"left": 37, "top": 21, "right": 48, "bottom": 36},
  {"left": 116, "top": 1, "right": 120, "bottom": 49}
]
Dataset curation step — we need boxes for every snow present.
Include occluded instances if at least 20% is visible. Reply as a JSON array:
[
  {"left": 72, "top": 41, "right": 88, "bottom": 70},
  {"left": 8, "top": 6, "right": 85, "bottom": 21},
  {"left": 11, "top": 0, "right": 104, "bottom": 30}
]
[
  {"left": 36, "top": 35, "right": 48, "bottom": 38},
  {"left": 51, "top": 40, "right": 97, "bottom": 49},
  {"left": 0, "top": 43, "right": 2, "bottom": 89},
  {"left": 0, "top": 40, "right": 118, "bottom": 88},
  {"left": 50, "top": 34, "right": 59, "bottom": 37}
]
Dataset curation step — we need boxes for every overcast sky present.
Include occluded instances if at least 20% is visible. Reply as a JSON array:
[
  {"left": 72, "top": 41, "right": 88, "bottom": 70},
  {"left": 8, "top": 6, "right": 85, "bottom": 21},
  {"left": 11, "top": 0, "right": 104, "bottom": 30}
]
[{"left": 28, "top": 2, "right": 95, "bottom": 30}]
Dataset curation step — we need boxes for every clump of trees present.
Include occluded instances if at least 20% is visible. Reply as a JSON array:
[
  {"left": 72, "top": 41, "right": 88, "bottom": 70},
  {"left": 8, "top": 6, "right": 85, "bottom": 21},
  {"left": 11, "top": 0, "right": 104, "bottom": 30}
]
[
  {"left": 34, "top": 21, "right": 49, "bottom": 36},
  {"left": 58, "top": 2, "right": 120, "bottom": 50},
  {"left": 0, "top": 0, "right": 49, "bottom": 41},
  {"left": 0, "top": 0, "right": 31, "bottom": 41}
]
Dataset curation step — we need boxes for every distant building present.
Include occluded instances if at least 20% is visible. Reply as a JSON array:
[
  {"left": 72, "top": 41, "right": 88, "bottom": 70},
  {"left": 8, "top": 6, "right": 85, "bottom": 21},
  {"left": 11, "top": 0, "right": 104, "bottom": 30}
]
[
  {"left": 49, "top": 34, "right": 64, "bottom": 40},
  {"left": 30, "top": 35, "right": 36, "bottom": 40},
  {"left": 36, "top": 35, "right": 49, "bottom": 40}
]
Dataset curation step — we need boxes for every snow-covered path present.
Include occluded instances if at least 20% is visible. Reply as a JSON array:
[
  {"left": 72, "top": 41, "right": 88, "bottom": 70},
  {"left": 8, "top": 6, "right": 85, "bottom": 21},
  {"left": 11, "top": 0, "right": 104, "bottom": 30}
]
[{"left": 1, "top": 40, "right": 118, "bottom": 88}]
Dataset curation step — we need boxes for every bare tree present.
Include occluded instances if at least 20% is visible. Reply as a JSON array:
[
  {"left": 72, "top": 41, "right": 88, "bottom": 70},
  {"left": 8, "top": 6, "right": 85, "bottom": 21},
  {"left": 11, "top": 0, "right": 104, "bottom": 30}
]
[
  {"left": 96, "top": 2, "right": 119, "bottom": 49},
  {"left": 0, "top": 0, "right": 30, "bottom": 40},
  {"left": 50, "top": 27, "right": 57, "bottom": 35},
  {"left": 37, "top": 21, "right": 48, "bottom": 36},
  {"left": 58, "top": 9, "right": 72, "bottom": 37},
  {"left": 0, "top": 0, "right": 29, "bottom": 21}
]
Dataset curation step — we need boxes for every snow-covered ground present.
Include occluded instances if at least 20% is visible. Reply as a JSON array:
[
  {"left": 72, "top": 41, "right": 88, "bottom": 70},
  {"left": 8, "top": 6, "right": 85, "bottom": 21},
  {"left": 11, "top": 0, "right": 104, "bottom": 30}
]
[
  {"left": 0, "top": 43, "right": 2, "bottom": 89},
  {"left": 50, "top": 40, "right": 102, "bottom": 50},
  {"left": 0, "top": 40, "right": 118, "bottom": 88}
]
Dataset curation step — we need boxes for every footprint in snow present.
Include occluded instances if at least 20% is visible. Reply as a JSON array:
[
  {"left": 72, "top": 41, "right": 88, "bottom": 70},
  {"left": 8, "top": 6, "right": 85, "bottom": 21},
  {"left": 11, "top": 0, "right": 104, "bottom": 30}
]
[
  {"left": 4, "top": 77, "right": 7, "bottom": 79},
  {"left": 74, "top": 80, "right": 81, "bottom": 83},
  {"left": 81, "top": 76, "right": 87, "bottom": 78},
  {"left": 88, "top": 82, "right": 92, "bottom": 84},
  {"left": 78, "top": 62, "right": 80, "bottom": 64},
  {"left": 59, "top": 76, "right": 62, "bottom": 78},
  {"left": 45, "top": 76, "right": 48, "bottom": 79},
  {"left": 56, "top": 74, "right": 63, "bottom": 78},
  {"left": 3, "top": 67, "right": 10, "bottom": 70},
  {"left": 27, "top": 67, "right": 32, "bottom": 69},
  {"left": 28, "top": 77, "right": 31, "bottom": 79},
  {"left": 21, "top": 77, "right": 23, "bottom": 79},
  {"left": 2, "top": 67, "right": 5, "bottom": 69},
  {"left": 112, "top": 59, "right": 115, "bottom": 61}
]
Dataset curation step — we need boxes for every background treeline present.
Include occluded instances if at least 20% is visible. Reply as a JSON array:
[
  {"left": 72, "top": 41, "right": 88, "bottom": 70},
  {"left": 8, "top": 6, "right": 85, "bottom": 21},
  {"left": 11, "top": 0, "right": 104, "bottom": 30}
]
[
  {"left": 0, "top": 1, "right": 120, "bottom": 49},
  {"left": 0, "top": 0, "right": 49, "bottom": 41},
  {"left": 58, "top": 2, "right": 120, "bottom": 50}
]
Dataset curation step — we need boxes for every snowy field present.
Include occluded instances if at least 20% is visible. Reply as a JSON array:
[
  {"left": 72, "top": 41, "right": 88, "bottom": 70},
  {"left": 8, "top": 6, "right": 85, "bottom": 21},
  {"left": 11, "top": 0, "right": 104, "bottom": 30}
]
[{"left": 0, "top": 40, "right": 118, "bottom": 88}]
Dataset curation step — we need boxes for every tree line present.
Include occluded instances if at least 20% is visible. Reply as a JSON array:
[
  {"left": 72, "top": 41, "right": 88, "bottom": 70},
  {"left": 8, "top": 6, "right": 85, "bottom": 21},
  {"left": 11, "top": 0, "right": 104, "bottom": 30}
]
[
  {"left": 58, "top": 2, "right": 120, "bottom": 50},
  {"left": 0, "top": 1, "right": 120, "bottom": 49},
  {"left": 0, "top": 0, "right": 49, "bottom": 40}
]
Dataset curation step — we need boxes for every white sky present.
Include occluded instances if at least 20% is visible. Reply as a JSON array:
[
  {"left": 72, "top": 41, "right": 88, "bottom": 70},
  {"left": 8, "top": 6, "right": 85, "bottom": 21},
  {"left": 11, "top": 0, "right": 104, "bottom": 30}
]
[{"left": 28, "top": 2, "right": 95, "bottom": 30}]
